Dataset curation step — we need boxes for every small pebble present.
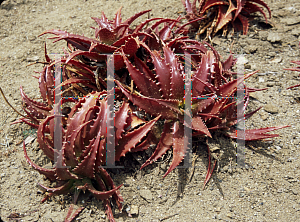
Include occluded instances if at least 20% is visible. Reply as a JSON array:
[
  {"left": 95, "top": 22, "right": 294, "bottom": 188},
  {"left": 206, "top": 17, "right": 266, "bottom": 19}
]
[
  {"left": 291, "top": 189, "right": 298, "bottom": 195},
  {"left": 130, "top": 205, "right": 139, "bottom": 215},
  {"left": 139, "top": 189, "right": 153, "bottom": 202},
  {"left": 245, "top": 64, "right": 251, "bottom": 69}
]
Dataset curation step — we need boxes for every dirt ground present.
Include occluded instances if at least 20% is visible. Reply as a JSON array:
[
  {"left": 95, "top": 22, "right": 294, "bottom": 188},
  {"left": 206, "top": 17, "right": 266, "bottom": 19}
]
[{"left": 0, "top": 0, "right": 299, "bottom": 221}]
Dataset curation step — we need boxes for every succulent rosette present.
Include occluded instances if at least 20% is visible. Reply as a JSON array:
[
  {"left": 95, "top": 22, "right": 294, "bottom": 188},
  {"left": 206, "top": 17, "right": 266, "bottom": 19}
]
[
  {"left": 116, "top": 42, "right": 288, "bottom": 178},
  {"left": 23, "top": 91, "right": 159, "bottom": 221},
  {"left": 181, "top": 0, "right": 271, "bottom": 39}
]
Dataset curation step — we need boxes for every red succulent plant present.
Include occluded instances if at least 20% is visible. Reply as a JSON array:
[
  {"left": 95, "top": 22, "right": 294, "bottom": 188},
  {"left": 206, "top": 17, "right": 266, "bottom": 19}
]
[
  {"left": 23, "top": 91, "right": 160, "bottom": 221},
  {"left": 13, "top": 48, "right": 105, "bottom": 129},
  {"left": 12, "top": 6, "right": 291, "bottom": 222},
  {"left": 181, "top": 0, "right": 271, "bottom": 39},
  {"left": 115, "top": 42, "right": 288, "bottom": 179},
  {"left": 38, "top": 7, "right": 190, "bottom": 72}
]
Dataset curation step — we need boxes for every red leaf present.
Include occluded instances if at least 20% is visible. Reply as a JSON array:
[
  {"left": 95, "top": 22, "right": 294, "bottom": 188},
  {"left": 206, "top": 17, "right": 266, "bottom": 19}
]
[
  {"left": 64, "top": 120, "right": 92, "bottom": 167},
  {"left": 163, "top": 47, "right": 185, "bottom": 100},
  {"left": 124, "top": 10, "right": 151, "bottom": 26},
  {"left": 192, "top": 53, "right": 210, "bottom": 96},
  {"left": 218, "top": 70, "right": 258, "bottom": 97},
  {"left": 216, "top": 5, "right": 233, "bottom": 33},
  {"left": 96, "top": 28, "right": 116, "bottom": 44},
  {"left": 150, "top": 50, "right": 172, "bottom": 99},
  {"left": 115, "top": 102, "right": 130, "bottom": 143},
  {"left": 163, "top": 121, "right": 185, "bottom": 178},
  {"left": 200, "top": 0, "right": 226, "bottom": 15},
  {"left": 115, "top": 115, "right": 160, "bottom": 161},
  {"left": 38, "top": 180, "right": 73, "bottom": 195},
  {"left": 141, "top": 121, "right": 173, "bottom": 169},
  {"left": 23, "top": 142, "right": 56, "bottom": 181},
  {"left": 191, "top": 116, "right": 212, "bottom": 137},
  {"left": 249, "top": 0, "right": 271, "bottom": 18},
  {"left": 66, "top": 50, "right": 106, "bottom": 64},
  {"left": 237, "top": 14, "right": 249, "bottom": 35},
  {"left": 227, "top": 126, "right": 290, "bottom": 141},
  {"left": 65, "top": 204, "right": 84, "bottom": 222},
  {"left": 87, "top": 183, "right": 123, "bottom": 201},
  {"left": 123, "top": 53, "right": 161, "bottom": 98},
  {"left": 37, "top": 115, "right": 57, "bottom": 161},
  {"left": 203, "top": 144, "right": 217, "bottom": 189},
  {"left": 72, "top": 127, "right": 102, "bottom": 178},
  {"left": 98, "top": 170, "right": 124, "bottom": 211},
  {"left": 116, "top": 80, "right": 182, "bottom": 119}
]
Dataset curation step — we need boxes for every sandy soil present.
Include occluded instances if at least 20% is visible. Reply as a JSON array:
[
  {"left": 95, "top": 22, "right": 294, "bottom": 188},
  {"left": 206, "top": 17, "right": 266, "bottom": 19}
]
[{"left": 0, "top": 0, "right": 299, "bottom": 221}]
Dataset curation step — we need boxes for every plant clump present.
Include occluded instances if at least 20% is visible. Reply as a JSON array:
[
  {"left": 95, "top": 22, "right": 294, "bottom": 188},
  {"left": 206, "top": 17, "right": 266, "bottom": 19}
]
[
  {"left": 13, "top": 6, "right": 289, "bottom": 222},
  {"left": 181, "top": 0, "right": 271, "bottom": 39}
]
